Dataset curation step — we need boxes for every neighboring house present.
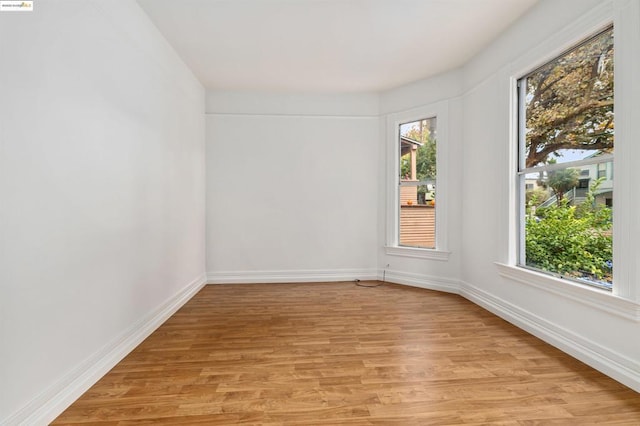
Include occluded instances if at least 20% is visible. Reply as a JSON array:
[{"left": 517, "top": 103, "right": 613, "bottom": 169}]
[
  {"left": 525, "top": 178, "right": 543, "bottom": 192},
  {"left": 532, "top": 152, "right": 613, "bottom": 209},
  {"left": 399, "top": 136, "right": 422, "bottom": 205},
  {"left": 399, "top": 136, "right": 435, "bottom": 248},
  {"left": 576, "top": 158, "right": 613, "bottom": 207},
  {"left": 399, "top": 136, "right": 435, "bottom": 205}
]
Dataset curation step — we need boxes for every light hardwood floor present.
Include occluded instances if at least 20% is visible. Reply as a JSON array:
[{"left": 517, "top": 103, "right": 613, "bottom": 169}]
[{"left": 53, "top": 282, "right": 640, "bottom": 425}]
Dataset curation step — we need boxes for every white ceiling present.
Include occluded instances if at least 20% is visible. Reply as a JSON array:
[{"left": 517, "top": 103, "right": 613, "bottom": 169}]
[{"left": 137, "top": 0, "right": 538, "bottom": 93}]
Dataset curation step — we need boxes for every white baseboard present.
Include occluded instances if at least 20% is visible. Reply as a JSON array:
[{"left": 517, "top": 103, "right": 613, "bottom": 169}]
[
  {"left": 207, "top": 268, "right": 378, "bottom": 284},
  {"left": 460, "top": 280, "right": 640, "bottom": 393},
  {"left": 379, "top": 268, "right": 461, "bottom": 294},
  {"left": 3, "top": 274, "right": 207, "bottom": 426}
]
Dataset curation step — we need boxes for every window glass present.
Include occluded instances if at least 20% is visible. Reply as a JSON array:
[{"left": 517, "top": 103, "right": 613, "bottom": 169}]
[
  {"left": 398, "top": 117, "right": 437, "bottom": 249},
  {"left": 522, "top": 28, "right": 614, "bottom": 168},
  {"left": 519, "top": 27, "right": 614, "bottom": 290}
]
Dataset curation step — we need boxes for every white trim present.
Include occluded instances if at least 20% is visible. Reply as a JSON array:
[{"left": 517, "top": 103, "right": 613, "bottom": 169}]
[
  {"left": 509, "top": 74, "right": 522, "bottom": 266},
  {"left": 380, "top": 269, "right": 460, "bottom": 294},
  {"left": 509, "top": 1, "right": 613, "bottom": 80},
  {"left": 612, "top": 0, "right": 640, "bottom": 302},
  {"left": 207, "top": 268, "right": 378, "bottom": 284},
  {"left": 205, "top": 112, "right": 379, "bottom": 120},
  {"left": 460, "top": 279, "right": 640, "bottom": 393},
  {"left": 3, "top": 274, "right": 207, "bottom": 426},
  {"left": 495, "top": 263, "right": 640, "bottom": 322},
  {"left": 506, "top": 1, "right": 634, "bottom": 300},
  {"left": 205, "top": 90, "right": 379, "bottom": 117},
  {"left": 384, "top": 246, "right": 450, "bottom": 261}
]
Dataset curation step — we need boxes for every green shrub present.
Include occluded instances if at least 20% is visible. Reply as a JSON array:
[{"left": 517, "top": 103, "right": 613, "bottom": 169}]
[
  {"left": 526, "top": 188, "right": 549, "bottom": 205},
  {"left": 525, "top": 203, "right": 612, "bottom": 282}
]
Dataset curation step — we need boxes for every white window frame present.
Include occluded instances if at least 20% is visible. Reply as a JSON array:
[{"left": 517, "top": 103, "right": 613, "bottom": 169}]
[
  {"left": 498, "top": 0, "right": 640, "bottom": 315},
  {"left": 385, "top": 101, "right": 450, "bottom": 261},
  {"left": 516, "top": 25, "right": 615, "bottom": 285}
]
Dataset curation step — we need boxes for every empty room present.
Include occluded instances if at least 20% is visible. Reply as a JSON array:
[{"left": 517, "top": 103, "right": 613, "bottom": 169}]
[{"left": 2, "top": 0, "right": 640, "bottom": 424}]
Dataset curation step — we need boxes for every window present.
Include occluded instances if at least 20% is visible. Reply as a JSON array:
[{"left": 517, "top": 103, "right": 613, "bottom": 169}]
[
  {"left": 398, "top": 117, "right": 437, "bottom": 249},
  {"left": 578, "top": 179, "right": 590, "bottom": 189},
  {"left": 598, "top": 162, "right": 607, "bottom": 179},
  {"left": 517, "top": 26, "right": 614, "bottom": 290},
  {"left": 386, "top": 101, "right": 449, "bottom": 260}
]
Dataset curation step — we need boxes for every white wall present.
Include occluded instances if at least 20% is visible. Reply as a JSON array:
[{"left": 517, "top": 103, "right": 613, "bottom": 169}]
[
  {"left": 205, "top": 0, "right": 640, "bottom": 395},
  {"left": 377, "top": 0, "right": 640, "bottom": 392},
  {"left": 0, "top": 1, "right": 205, "bottom": 423},
  {"left": 459, "top": 0, "right": 640, "bottom": 391},
  {"left": 2, "top": 1, "right": 638, "bottom": 423},
  {"left": 376, "top": 71, "right": 464, "bottom": 291},
  {"left": 205, "top": 92, "right": 379, "bottom": 282}
]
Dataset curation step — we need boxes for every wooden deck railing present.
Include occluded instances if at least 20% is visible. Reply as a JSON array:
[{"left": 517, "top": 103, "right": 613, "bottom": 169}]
[{"left": 399, "top": 204, "right": 435, "bottom": 248}]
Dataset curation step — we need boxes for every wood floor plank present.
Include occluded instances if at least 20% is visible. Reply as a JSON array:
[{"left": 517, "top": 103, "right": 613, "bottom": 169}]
[{"left": 52, "top": 282, "right": 640, "bottom": 424}]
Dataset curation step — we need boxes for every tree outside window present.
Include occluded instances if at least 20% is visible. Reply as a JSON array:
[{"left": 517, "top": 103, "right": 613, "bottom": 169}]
[{"left": 519, "top": 26, "right": 614, "bottom": 289}]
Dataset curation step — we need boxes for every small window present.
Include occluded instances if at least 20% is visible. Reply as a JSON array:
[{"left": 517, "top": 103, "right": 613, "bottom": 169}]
[
  {"left": 398, "top": 117, "right": 436, "bottom": 249},
  {"left": 517, "top": 26, "right": 614, "bottom": 290},
  {"left": 598, "top": 162, "right": 607, "bottom": 179}
]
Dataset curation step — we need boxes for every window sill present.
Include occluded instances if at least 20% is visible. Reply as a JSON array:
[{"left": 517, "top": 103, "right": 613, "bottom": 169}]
[
  {"left": 385, "top": 246, "right": 450, "bottom": 261},
  {"left": 495, "top": 263, "right": 640, "bottom": 322}
]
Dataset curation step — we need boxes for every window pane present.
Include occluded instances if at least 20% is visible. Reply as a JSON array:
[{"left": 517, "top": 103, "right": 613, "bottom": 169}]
[
  {"left": 524, "top": 163, "right": 613, "bottom": 289},
  {"left": 597, "top": 162, "right": 607, "bottom": 178},
  {"left": 523, "top": 28, "right": 614, "bottom": 168},
  {"left": 519, "top": 27, "right": 614, "bottom": 290},
  {"left": 524, "top": 172, "right": 549, "bottom": 214},
  {"left": 399, "top": 117, "right": 436, "bottom": 249}
]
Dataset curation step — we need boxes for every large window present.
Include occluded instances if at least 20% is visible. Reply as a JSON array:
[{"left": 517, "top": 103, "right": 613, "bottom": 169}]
[
  {"left": 398, "top": 117, "right": 437, "bottom": 249},
  {"left": 517, "top": 26, "right": 614, "bottom": 290}
]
